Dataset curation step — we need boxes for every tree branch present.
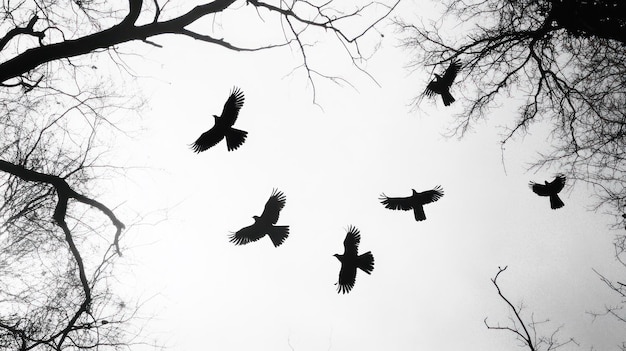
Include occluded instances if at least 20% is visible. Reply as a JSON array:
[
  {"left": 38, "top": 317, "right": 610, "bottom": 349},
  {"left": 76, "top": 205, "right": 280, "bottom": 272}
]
[
  {"left": 0, "top": 15, "right": 44, "bottom": 52},
  {"left": 180, "top": 29, "right": 293, "bottom": 51},
  {"left": 0, "top": 0, "right": 238, "bottom": 83},
  {"left": 485, "top": 266, "right": 577, "bottom": 351},
  {"left": 0, "top": 159, "right": 125, "bottom": 255},
  {"left": 487, "top": 266, "right": 536, "bottom": 351},
  {"left": 121, "top": 0, "right": 144, "bottom": 27}
]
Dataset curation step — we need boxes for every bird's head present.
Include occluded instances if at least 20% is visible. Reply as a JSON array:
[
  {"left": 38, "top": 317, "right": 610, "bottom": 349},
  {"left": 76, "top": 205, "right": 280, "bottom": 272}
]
[
  {"left": 434, "top": 73, "right": 442, "bottom": 80},
  {"left": 544, "top": 181, "right": 549, "bottom": 185},
  {"left": 412, "top": 189, "right": 418, "bottom": 195},
  {"left": 252, "top": 215, "right": 260, "bottom": 221},
  {"left": 212, "top": 114, "right": 219, "bottom": 120},
  {"left": 333, "top": 253, "right": 342, "bottom": 261}
]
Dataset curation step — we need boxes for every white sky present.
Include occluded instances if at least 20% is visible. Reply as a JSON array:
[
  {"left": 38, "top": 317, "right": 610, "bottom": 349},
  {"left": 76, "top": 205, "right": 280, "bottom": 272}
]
[{"left": 91, "top": 1, "right": 626, "bottom": 350}]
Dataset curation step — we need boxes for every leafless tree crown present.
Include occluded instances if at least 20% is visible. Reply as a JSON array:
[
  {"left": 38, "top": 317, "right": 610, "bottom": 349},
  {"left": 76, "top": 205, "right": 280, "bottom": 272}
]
[{"left": 396, "top": 0, "right": 626, "bottom": 223}]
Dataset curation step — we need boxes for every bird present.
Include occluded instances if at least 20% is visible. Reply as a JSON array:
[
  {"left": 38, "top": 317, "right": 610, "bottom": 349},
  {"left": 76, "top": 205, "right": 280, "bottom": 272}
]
[
  {"left": 529, "top": 174, "right": 566, "bottom": 209},
  {"left": 423, "top": 59, "right": 461, "bottom": 106},
  {"left": 229, "top": 189, "right": 289, "bottom": 247},
  {"left": 333, "top": 226, "right": 374, "bottom": 294},
  {"left": 379, "top": 186, "right": 444, "bottom": 221},
  {"left": 191, "top": 87, "right": 247, "bottom": 152}
]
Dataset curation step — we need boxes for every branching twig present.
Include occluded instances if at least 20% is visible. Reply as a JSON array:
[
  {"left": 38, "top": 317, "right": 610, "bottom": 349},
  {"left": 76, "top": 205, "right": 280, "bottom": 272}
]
[{"left": 485, "top": 266, "right": 576, "bottom": 351}]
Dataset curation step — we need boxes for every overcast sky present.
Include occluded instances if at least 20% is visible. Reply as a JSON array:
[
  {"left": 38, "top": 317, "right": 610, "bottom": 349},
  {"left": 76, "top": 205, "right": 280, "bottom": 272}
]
[{"left": 95, "top": 2, "right": 626, "bottom": 350}]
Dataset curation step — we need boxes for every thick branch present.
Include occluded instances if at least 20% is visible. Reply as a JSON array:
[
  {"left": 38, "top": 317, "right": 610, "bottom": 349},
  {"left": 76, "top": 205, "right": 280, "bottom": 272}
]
[
  {"left": 54, "top": 221, "right": 93, "bottom": 350},
  {"left": 0, "top": 159, "right": 125, "bottom": 255},
  {"left": 0, "top": 15, "right": 43, "bottom": 52},
  {"left": 0, "top": 0, "right": 237, "bottom": 83},
  {"left": 121, "top": 0, "right": 144, "bottom": 26}
]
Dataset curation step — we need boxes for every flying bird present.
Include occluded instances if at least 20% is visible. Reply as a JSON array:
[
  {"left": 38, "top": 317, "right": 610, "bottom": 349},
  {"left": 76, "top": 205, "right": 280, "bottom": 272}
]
[
  {"left": 379, "top": 186, "right": 444, "bottom": 222},
  {"left": 423, "top": 59, "right": 461, "bottom": 106},
  {"left": 191, "top": 87, "right": 247, "bottom": 152},
  {"left": 229, "top": 189, "right": 289, "bottom": 247},
  {"left": 529, "top": 174, "right": 566, "bottom": 209},
  {"left": 333, "top": 226, "right": 374, "bottom": 294}
]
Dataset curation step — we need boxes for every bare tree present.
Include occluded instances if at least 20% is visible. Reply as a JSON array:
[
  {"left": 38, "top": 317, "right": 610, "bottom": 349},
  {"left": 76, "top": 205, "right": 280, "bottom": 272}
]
[
  {"left": 485, "top": 266, "right": 578, "bottom": 351},
  {"left": 395, "top": 0, "right": 626, "bottom": 224},
  {"left": 1, "top": 0, "right": 398, "bottom": 349}
]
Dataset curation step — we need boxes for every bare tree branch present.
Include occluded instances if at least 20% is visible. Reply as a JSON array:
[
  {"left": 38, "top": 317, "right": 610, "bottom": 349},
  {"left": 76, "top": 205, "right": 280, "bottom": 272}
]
[
  {"left": 485, "top": 266, "right": 577, "bottom": 351},
  {"left": 0, "top": 15, "right": 44, "bottom": 52},
  {"left": 0, "top": 0, "right": 239, "bottom": 83},
  {"left": 0, "top": 160, "right": 125, "bottom": 255}
]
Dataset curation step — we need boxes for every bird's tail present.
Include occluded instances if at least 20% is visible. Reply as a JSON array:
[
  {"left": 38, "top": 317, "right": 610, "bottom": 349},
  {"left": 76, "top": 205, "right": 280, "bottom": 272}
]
[
  {"left": 267, "top": 225, "right": 289, "bottom": 247},
  {"left": 225, "top": 127, "right": 248, "bottom": 151},
  {"left": 413, "top": 205, "right": 427, "bottom": 221},
  {"left": 550, "top": 195, "right": 565, "bottom": 209},
  {"left": 357, "top": 251, "right": 374, "bottom": 275},
  {"left": 441, "top": 90, "right": 455, "bottom": 106}
]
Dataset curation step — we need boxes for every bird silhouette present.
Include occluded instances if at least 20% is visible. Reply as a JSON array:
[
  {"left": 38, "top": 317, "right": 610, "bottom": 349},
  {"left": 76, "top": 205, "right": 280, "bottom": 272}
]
[
  {"left": 334, "top": 226, "right": 374, "bottom": 294},
  {"left": 379, "top": 186, "right": 444, "bottom": 221},
  {"left": 229, "top": 189, "right": 289, "bottom": 247},
  {"left": 191, "top": 87, "right": 247, "bottom": 152},
  {"left": 423, "top": 59, "right": 461, "bottom": 106},
  {"left": 529, "top": 174, "right": 566, "bottom": 209}
]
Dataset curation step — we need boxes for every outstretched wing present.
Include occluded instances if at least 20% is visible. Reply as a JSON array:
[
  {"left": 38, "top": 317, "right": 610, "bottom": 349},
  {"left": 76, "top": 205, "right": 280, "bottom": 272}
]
[
  {"left": 379, "top": 193, "right": 414, "bottom": 211},
  {"left": 220, "top": 87, "right": 245, "bottom": 126},
  {"left": 441, "top": 59, "right": 461, "bottom": 88},
  {"left": 229, "top": 223, "right": 264, "bottom": 245},
  {"left": 336, "top": 263, "right": 357, "bottom": 294},
  {"left": 423, "top": 79, "right": 440, "bottom": 97},
  {"left": 343, "top": 226, "right": 361, "bottom": 257},
  {"left": 547, "top": 174, "right": 566, "bottom": 194},
  {"left": 259, "top": 189, "right": 286, "bottom": 224},
  {"left": 529, "top": 175, "right": 565, "bottom": 196},
  {"left": 416, "top": 185, "right": 444, "bottom": 205},
  {"left": 190, "top": 127, "right": 224, "bottom": 153},
  {"left": 529, "top": 181, "right": 550, "bottom": 196}
]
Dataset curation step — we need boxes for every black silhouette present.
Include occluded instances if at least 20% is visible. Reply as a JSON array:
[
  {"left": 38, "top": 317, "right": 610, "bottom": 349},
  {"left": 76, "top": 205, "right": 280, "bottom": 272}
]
[
  {"left": 191, "top": 87, "right": 247, "bottom": 152},
  {"left": 379, "top": 186, "right": 444, "bottom": 221},
  {"left": 424, "top": 59, "right": 461, "bottom": 106},
  {"left": 529, "top": 174, "right": 566, "bottom": 209},
  {"left": 229, "top": 189, "right": 289, "bottom": 247},
  {"left": 333, "top": 226, "right": 374, "bottom": 294}
]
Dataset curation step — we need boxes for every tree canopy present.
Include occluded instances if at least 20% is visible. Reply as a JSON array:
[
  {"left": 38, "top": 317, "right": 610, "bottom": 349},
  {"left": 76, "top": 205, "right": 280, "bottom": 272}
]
[
  {"left": 396, "top": 2, "right": 626, "bottom": 347},
  {"left": 396, "top": 0, "right": 626, "bottom": 224}
]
